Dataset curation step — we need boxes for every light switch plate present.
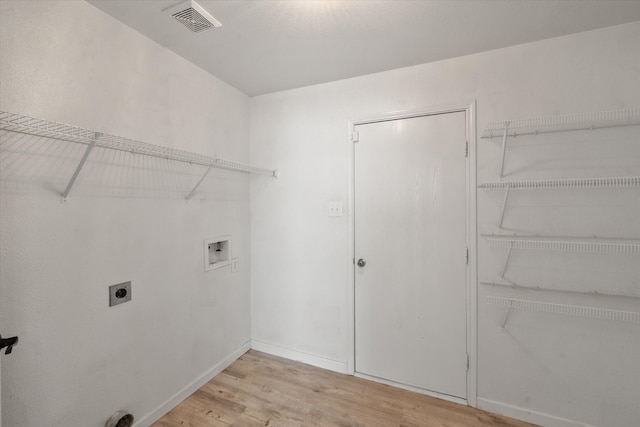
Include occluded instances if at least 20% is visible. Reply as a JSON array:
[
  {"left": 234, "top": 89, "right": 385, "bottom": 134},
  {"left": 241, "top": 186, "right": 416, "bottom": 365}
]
[
  {"left": 328, "top": 201, "right": 343, "bottom": 217},
  {"left": 231, "top": 258, "right": 239, "bottom": 273}
]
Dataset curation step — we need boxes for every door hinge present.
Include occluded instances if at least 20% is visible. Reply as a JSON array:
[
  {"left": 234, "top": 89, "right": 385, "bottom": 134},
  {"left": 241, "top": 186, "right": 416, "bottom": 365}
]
[
  {"left": 465, "top": 140, "right": 469, "bottom": 157},
  {"left": 466, "top": 354, "right": 470, "bottom": 371},
  {"left": 465, "top": 247, "right": 469, "bottom": 265},
  {"left": 352, "top": 130, "right": 359, "bottom": 143}
]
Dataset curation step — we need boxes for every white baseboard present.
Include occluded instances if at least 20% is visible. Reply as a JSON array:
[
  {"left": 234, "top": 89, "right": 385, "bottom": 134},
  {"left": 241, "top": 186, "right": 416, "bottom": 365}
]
[
  {"left": 250, "top": 339, "right": 348, "bottom": 374},
  {"left": 477, "top": 398, "right": 598, "bottom": 427},
  {"left": 134, "top": 341, "right": 251, "bottom": 427}
]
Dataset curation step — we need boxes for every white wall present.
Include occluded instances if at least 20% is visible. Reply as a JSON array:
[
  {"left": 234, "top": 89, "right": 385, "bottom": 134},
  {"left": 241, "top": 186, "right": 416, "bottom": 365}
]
[
  {"left": 250, "top": 21, "right": 640, "bottom": 427},
  {"left": 0, "top": 1, "right": 251, "bottom": 426}
]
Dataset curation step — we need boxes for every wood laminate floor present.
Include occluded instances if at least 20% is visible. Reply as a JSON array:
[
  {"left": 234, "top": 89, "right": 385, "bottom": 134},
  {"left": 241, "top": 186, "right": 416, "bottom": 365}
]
[{"left": 153, "top": 350, "right": 536, "bottom": 427}]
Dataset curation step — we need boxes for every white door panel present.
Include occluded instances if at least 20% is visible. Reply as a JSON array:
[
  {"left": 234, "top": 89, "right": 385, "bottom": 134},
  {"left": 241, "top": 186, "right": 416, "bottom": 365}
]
[{"left": 354, "top": 112, "right": 467, "bottom": 399}]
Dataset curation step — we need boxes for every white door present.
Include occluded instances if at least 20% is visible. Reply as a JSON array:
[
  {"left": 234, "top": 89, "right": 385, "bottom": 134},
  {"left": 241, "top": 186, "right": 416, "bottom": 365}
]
[{"left": 354, "top": 111, "right": 468, "bottom": 399}]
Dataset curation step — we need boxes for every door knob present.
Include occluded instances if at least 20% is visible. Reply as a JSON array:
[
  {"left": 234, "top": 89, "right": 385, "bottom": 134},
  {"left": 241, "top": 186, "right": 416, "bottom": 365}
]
[{"left": 357, "top": 258, "right": 366, "bottom": 267}]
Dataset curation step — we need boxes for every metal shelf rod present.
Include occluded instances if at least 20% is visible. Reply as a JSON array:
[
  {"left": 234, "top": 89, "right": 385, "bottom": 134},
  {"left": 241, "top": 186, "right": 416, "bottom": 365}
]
[
  {"left": 481, "top": 281, "right": 640, "bottom": 299},
  {"left": 480, "top": 176, "right": 640, "bottom": 190},
  {"left": 481, "top": 107, "right": 640, "bottom": 139},
  {"left": 483, "top": 234, "right": 640, "bottom": 255},
  {"left": 487, "top": 296, "right": 640, "bottom": 323}
]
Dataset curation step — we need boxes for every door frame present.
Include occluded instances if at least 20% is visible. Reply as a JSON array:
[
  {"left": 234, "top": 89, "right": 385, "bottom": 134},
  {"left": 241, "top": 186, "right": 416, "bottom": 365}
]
[{"left": 347, "top": 102, "right": 477, "bottom": 407}]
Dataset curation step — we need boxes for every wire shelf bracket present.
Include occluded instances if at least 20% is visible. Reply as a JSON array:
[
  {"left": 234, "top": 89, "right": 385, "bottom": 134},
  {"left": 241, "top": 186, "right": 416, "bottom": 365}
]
[
  {"left": 0, "top": 111, "right": 278, "bottom": 201},
  {"left": 185, "top": 164, "right": 214, "bottom": 201},
  {"left": 499, "top": 122, "right": 510, "bottom": 178},
  {"left": 500, "top": 247, "right": 512, "bottom": 279},
  {"left": 500, "top": 299, "right": 514, "bottom": 328},
  {"left": 487, "top": 296, "right": 640, "bottom": 327},
  {"left": 60, "top": 132, "right": 100, "bottom": 203},
  {"left": 498, "top": 184, "right": 511, "bottom": 229}
]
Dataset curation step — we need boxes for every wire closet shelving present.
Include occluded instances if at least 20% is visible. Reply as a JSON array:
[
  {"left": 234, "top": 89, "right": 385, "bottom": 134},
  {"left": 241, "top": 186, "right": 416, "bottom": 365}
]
[
  {"left": 484, "top": 234, "right": 640, "bottom": 282},
  {"left": 487, "top": 296, "right": 640, "bottom": 327},
  {"left": 481, "top": 107, "right": 640, "bottom": 326},
  {"left": 480, "top": 107, "right": 640, "bottom": 178},
  {"left": 0, "top": 111, "right": 277, "bottom": 201},
  {"left": 482, "top": 234, "right": 640, "bottom": 255},
  {"left": 479, "top": 176, "right": 640, "bottom": 191},
  {"left": 480, "top": 176, "right": 640, "bottom": 228},
  {"left": 481, "top": 108, "right": 640, "bottom": 138}
]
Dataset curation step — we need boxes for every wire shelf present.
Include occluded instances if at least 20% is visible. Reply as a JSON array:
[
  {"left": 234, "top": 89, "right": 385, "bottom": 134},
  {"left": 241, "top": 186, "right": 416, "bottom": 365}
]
[
  {"left": 486, "top": 296, "right": 640, "bottom": 322},
  {"left": 479, "top": 176, "right": 640, "bottom": 191},
  {"left": 481, "top": 107, "right": 640, "bottom": 138},
  {"left": 481, "top": 281, "right": 640, "bottom": 299},
  {"left": 0, "top": 111, "right": 277, "bottom": 176},
  {"left": 482, "top": 234, "right": 640, "bottom": 255}
]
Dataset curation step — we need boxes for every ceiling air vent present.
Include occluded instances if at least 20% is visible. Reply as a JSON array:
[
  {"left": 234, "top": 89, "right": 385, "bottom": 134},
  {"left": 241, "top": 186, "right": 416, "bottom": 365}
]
[{"left": 165, "top": 0, "right": 221, "bottom": 34}]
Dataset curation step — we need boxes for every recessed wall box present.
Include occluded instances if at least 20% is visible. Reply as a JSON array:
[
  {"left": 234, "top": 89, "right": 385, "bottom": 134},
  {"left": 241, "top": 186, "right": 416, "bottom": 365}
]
[
  {"left": 204, "top": 236, "right": 231, "bottom": 271},
  {"left": 109, "top": 281, "right": 131, "bottom": 306}
]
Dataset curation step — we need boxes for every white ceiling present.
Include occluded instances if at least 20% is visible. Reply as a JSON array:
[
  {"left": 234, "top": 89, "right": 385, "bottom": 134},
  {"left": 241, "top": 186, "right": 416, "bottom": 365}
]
[{"left": 86, "top": 0, "right": 640, "bottom": 97}]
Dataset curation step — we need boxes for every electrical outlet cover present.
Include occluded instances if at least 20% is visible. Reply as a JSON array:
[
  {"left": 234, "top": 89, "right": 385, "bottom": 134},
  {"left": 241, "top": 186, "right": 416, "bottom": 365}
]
[{"left": 109, "top": 281, "right": 131, "bottom": 306}]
